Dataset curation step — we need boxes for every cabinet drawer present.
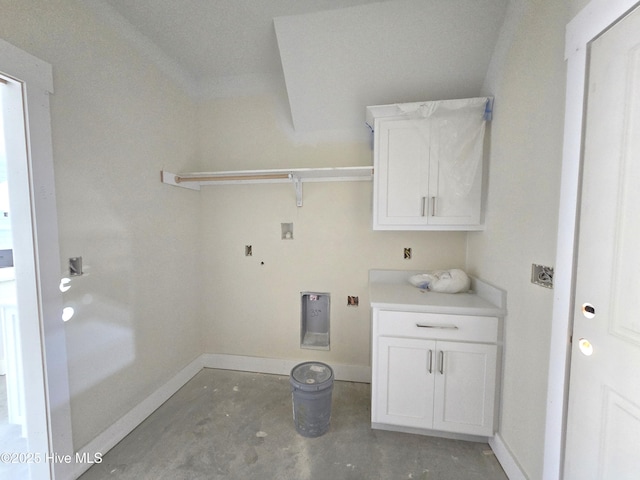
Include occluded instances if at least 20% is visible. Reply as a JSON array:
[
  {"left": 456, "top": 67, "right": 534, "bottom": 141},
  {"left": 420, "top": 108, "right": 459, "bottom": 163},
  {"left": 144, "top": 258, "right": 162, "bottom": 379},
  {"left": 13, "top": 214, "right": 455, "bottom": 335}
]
[{"left": 376, "top": 310, "right": 498, "bottom": 343}]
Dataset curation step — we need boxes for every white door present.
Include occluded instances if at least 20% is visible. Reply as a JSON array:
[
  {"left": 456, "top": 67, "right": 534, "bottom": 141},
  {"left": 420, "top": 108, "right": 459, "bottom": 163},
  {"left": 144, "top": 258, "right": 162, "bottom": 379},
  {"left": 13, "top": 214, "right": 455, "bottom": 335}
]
[
  {"left": 564, "top": 5, "right": 640, "bottom": 479},
  {"left": 433, "top": 341, "right": 496, "bottom": 436},
  {"left": 428, "top": 112, "right": 483, "bottom": 226},
  {"left": 375, "top": 118, "right": 430, "bottom": 226},
  {"left": 376, "top": 336, "right": 435, "bottom": 428}
]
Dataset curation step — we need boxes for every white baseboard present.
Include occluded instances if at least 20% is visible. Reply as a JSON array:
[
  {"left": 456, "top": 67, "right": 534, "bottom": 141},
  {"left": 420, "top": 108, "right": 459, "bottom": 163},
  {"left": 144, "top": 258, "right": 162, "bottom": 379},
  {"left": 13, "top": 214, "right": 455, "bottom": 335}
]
[
  {"left": 373, "top": 422, "right": 489, "bottom": 443},
  {"left": 489, "top": 432, "right": 528, "bottom": 480},
  {"left": 201, "top": 353, "right": 371, "bottom": 383},
  {"left": 68, "top": 356, "right": 204, "bottom": 480}
]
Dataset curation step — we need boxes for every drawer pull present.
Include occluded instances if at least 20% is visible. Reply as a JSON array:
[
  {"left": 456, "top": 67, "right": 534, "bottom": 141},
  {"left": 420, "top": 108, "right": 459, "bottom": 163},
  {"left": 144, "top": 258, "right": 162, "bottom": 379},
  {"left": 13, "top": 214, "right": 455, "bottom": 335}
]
[{"left": 416, "top": 324, "right": 459, "bottom": 330}]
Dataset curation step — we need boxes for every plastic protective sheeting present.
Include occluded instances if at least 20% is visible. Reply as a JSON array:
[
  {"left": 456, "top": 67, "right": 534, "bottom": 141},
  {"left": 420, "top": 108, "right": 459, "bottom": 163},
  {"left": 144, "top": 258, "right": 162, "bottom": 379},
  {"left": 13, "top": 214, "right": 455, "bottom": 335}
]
[
  {"left": 396, "top": 97, "right": 490, "bottom": 197},
  {"left": 408, "top": 269, "right": 471, "bottom": 293}
]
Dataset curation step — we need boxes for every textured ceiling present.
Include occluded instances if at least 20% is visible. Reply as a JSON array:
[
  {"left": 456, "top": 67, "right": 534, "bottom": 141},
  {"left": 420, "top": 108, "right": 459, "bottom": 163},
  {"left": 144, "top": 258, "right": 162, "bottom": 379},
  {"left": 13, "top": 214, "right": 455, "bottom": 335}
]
[
  {"left": 88, "top": 0, "right": 509, "bottom": 136},
  {"left": 92, "top": 0, "right": 388, "bottom": 94}
]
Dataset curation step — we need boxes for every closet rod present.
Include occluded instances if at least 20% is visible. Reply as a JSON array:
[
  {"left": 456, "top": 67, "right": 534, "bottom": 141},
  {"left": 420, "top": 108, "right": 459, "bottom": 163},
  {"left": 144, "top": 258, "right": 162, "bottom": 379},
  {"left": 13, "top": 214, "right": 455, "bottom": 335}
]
[{"left": 175, "top": 173, "right": 291, "bottom": 183}]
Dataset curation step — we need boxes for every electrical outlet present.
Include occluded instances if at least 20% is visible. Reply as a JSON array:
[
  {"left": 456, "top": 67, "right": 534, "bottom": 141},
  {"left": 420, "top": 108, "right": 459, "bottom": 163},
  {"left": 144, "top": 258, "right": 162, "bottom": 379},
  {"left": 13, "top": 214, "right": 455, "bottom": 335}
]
[
  {"left": 281, "top": 223, "right": 293, "bottom": 239},
  {"left": 404, "top": 247, "right": 412, "bottom": 260},
  {"left": 531, "top": 264, "right": 553, "bottom": 288},
  {"left": 69, "top": 257, "right": 83, "bottom": 276}
]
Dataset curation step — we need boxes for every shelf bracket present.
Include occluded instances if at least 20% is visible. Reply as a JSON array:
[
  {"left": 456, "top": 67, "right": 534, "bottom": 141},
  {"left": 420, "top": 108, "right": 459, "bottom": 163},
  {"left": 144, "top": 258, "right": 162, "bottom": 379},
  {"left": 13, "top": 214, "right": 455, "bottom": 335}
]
[{"left": 292, "top": 175, "right": 303, "bottom": 207}]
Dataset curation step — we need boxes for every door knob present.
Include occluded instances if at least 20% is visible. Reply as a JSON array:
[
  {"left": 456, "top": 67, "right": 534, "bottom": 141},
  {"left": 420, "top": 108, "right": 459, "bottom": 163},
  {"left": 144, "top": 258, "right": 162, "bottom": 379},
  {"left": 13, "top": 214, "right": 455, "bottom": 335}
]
[
  {"left": 578, "top": 338, "right": 593, "bottom": 356},
  {"left": 582, "top": 303, "right": 596, "bottom": 319}
]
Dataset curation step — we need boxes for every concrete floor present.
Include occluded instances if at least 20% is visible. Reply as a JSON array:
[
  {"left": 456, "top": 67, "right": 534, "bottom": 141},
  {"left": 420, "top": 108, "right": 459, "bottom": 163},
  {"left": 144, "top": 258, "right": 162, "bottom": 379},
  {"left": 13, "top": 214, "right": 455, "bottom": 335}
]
[{"left": 79, "top": 368, "right": 508, "bottom": 480}]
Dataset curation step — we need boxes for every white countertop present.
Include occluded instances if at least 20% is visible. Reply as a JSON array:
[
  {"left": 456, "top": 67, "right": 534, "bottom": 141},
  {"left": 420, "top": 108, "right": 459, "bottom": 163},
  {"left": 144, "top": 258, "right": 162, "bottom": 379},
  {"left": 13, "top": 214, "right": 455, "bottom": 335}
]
[{"left": 369, "top": 269, "right": 506, "bottom": 317}]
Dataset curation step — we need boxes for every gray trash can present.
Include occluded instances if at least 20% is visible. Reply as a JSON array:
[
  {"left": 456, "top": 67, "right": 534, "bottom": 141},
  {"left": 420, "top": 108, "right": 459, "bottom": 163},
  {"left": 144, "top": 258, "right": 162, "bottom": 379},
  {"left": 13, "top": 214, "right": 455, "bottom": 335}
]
[{"left": 290, "top": 361, "right": 334, "bottom": 437}]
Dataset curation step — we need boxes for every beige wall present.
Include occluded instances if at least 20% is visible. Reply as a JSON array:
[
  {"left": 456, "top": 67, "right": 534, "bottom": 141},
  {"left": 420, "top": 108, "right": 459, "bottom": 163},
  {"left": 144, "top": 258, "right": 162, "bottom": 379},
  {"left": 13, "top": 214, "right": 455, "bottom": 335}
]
[
  {"left": 569, "top": 0, "right": 590, "bottom": 17},
  {"left": 468, "top": 0, "right": 568, "bottom": 477},
  {"left": 198, "top": 95, "right": 468, "bottom": 368},
  {"left": 1, "top": 1, "right": 587, "bottom": 472},
  {"left": 0, "top": 1, "right": 469, "bottom": 448},
  {"left": 0, "top": 1, "right": 202, "bottom": 449}
]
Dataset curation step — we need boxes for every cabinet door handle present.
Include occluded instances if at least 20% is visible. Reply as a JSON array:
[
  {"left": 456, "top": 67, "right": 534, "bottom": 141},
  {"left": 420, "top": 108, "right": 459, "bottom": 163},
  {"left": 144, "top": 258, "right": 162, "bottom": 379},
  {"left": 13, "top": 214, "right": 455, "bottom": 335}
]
[
  {"left": 431, "top": 196, "right": 437, "bottom": 216},
  {"left": 421, "top": 197, "right": 427, "bottom": 217},
  {"left": 439, "top": 350, "right": 444, "bottom": 374},
  {"left": 427, "top": 349, "right": 433, "bottom": 374},
  {"left": 416, "top": 324, "right": 459, "bottom": 330}
]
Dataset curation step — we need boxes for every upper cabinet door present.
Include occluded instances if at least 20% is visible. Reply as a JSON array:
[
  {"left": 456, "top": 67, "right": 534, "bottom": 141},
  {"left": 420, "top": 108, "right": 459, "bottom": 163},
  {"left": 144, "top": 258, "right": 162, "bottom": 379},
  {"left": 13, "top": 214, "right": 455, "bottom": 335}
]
[
  {"left": 369, "top": 98, "right": 488, "bottom": 231},
  {"left": 375, "top": 117, "right": 430, "bottom": 226},
  {"left": 427, "top": 112, "right": 483, "bottom": 226}
]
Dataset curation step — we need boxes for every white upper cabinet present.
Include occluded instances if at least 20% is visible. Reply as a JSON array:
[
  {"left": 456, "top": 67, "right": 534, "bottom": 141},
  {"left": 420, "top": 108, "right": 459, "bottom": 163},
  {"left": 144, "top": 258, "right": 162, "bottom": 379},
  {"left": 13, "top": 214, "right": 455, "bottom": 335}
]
[{"left": 367, "top": 97, "right": 491, "bottom": 231}]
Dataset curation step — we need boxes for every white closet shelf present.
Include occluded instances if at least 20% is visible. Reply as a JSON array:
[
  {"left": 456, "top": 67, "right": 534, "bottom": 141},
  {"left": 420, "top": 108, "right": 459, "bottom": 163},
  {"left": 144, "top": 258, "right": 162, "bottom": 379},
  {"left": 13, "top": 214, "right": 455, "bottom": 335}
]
[{"left": 161, "top": 166, "right": 373, "bottom": 206}]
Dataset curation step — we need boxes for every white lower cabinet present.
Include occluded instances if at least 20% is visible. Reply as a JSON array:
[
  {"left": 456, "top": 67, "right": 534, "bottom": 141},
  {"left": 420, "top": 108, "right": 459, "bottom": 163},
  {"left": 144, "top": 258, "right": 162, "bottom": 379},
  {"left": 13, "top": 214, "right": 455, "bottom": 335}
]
[{"left": 372, "top": 310, "right": 499, "bottom": 437}]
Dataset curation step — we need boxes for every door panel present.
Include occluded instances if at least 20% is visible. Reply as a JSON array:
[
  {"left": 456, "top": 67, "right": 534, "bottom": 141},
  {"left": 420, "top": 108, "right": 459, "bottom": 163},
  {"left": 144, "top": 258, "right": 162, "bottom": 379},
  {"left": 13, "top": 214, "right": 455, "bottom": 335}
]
[
  {"left": 599, "top": 388, "right": 640, "bottom": 478},
  {"left": 378, "top": 119, "right": 429, "bottom": 223},
  {"left": 433, "top": 341, "right": 496, "bottom": 435},
  {"left": 376, "top": 336, "right": 434, "bottom": 428},
  {"left": 565, "top": 5, "right": 640, "bottom": 479},
  {"left": 429, "top": 112, "right": 483, "bottom": 225},
  {"left": 609, "top": 43, "right": 640, "bottom": 346}
]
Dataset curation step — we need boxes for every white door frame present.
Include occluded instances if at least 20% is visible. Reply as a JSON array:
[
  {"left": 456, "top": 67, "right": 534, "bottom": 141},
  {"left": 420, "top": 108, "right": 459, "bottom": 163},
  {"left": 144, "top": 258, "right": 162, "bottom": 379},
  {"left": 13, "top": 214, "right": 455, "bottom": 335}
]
[
  {"left": 543, "top": 0, "right": 640, "bottom": 478},
  {"left": 0, "top": 38, "right": 74, "bottom": 479}
]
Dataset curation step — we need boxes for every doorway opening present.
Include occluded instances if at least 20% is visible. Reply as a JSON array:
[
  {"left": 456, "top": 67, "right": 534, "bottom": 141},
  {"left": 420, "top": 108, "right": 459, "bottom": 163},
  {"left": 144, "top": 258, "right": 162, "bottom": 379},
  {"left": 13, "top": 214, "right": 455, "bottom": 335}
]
[
  {"left": 0, "top": 39, "right": 74, "bottom": 480},
  {"left": 0, "top": 71, "right": 52, "bottom": 480}
]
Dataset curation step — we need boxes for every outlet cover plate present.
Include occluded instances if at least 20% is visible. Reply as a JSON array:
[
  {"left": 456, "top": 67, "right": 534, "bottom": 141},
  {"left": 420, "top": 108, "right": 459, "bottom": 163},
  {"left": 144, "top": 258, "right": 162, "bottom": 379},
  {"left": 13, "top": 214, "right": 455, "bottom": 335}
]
[
  {"left": 531, "top": 264, "right": 554, "bottom": 288},
  {"left": 69, "top": 257, "right": 83, "bottom": 276}
]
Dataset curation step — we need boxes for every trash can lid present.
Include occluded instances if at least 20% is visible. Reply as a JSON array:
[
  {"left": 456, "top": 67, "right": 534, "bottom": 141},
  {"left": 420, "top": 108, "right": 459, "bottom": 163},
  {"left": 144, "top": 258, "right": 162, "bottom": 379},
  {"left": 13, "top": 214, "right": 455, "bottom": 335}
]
[{"left": 291, "top": 362, "right": 333, "bottom": 390}]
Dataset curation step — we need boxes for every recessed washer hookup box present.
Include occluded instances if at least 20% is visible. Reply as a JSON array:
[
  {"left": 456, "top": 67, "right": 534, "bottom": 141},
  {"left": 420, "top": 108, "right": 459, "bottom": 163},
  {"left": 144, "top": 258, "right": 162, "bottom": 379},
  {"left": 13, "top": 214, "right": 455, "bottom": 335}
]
[{"left": 300, "top": 292, "right": 330, "bottom": 350}]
